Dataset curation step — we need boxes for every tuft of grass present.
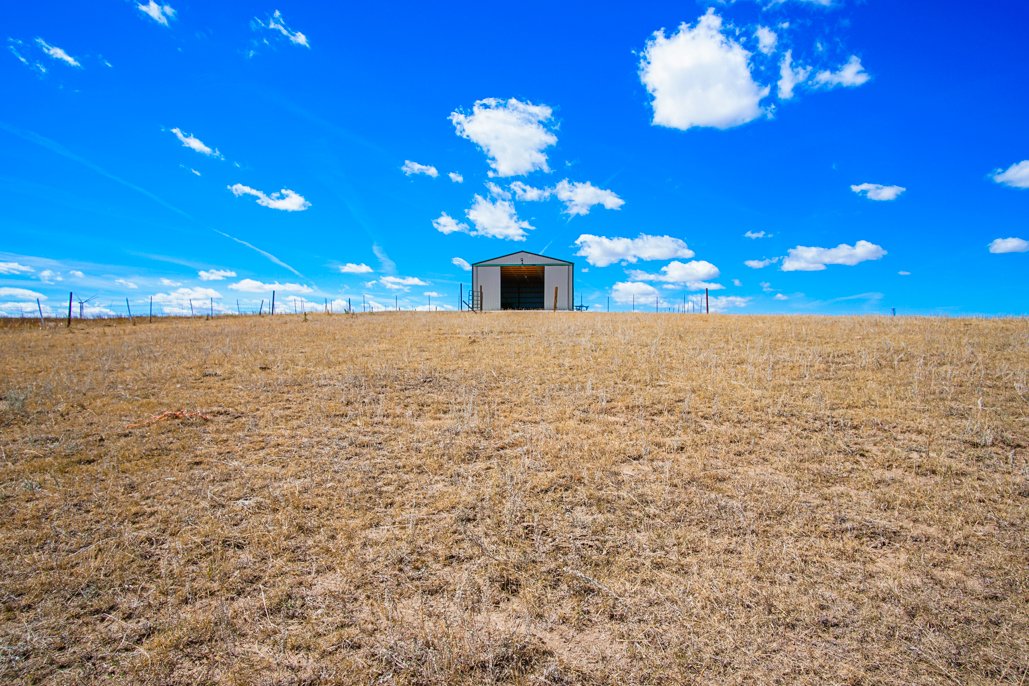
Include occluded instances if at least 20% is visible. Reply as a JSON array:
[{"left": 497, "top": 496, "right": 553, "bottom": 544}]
[{"left": 0, "top": 312, "right": 1026, "bottom": 684}]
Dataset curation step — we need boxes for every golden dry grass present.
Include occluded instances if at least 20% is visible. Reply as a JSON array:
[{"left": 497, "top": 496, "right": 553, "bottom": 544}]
[{"left": 0, "top": 312, "right": 1026, "bottom": 684}]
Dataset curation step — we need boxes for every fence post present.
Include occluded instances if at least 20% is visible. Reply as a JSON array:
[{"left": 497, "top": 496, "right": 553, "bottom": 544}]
[
  {"left": 189, "top": 299, "right": 194, "bottom": 317},
  {"left": 259, "top": 299, "right": 264, "bottom": 316},
  {"left": 126, "top": 298, "right": 135, "bottom": 325},
  {"left": 705, "top": 288, "right": 709, "bottom": 314},
  {"left": 271, "top": 290, "right": 276, "bottom": 315},
  {"left": 553, "top": 286, "right": 558, "bottom": 312},
  {"left": 459, "top": 283, "right": 463, "bottom": 312},
  {"left": 67, "top": 292, "right": 73, "bottom": 327},
  {"left": 37, "top": 298, "right": 45, "bottom": 328},
  {"left": 479, "top": 285, "right": 483, "bottom": 312},
  {"left": 237, "top": 299, "right": 241, "bottom": 316},
  {"left": 149, "top": 296, "right": 153, "bottom": 323}
]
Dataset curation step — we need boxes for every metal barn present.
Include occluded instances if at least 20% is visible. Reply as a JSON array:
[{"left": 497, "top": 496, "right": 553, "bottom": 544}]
[{"left": 471, "top": 251, "right": 574, "bottom": 311}]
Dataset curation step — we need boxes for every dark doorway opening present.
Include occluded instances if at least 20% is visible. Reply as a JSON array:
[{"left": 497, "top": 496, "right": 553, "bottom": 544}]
[{"left": 500, "top": 266, "right": 544, "bottom": 310}]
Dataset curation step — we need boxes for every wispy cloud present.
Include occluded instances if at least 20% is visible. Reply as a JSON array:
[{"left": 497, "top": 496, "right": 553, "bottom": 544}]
[
  {"left": 228, "top": 183, "right": 310, "bottom": 211},
  {"left": 137, "top": 1, "right": 176, "bottom": 27},
  {"left": 744, "top": 230, "right": 771, "bottom": 239},
  {"left": 452, "top": 257, "right": 471, "bottom": 271},
  {"left": 254, "top": 9, "right": 309, "bottom": 48},
  {"left": 198, "top": 269, "right": 236, "bottom": 281},
  {"left": 401, "top": 160, "right": 438, "bottom": 177},
  {"left": 0, "top": 287, "right": 46, "bottom": 300},
  {"left": 115, "top": 278, "right": 139, "bottom": 289},
  {"left": 171, "top": 128, "right": 223, "bottom": 158},
  {"left": 35, "top": 38, "right": 80, "bottom": 68},
  {"left": 212, "top": 229, "right": 304, "bottom": 278},
  {"left": 744, "top": 257, "right": 779, "bottom": 269},
  {"left": 813, "top": 55, "right": 871, "bottom": 89},
  {"left": 379, "top": 276, "right": 429, "bottom": 291},
  {"left": 372, "top": 244, "right": 396, "bottom": 274},
  {"left": 228, "top": 279, "right": 312, "bottom": 293},
  {"left": 0, "top": 261, "right": 34, "bottom": 275}
]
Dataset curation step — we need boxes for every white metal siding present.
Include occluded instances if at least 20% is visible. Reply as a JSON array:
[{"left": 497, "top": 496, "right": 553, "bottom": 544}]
[
  {"left": 543, "top": 265, "right": 572, "bottom": 310},
  {"left": 475, "top": 266, "right": 501, "bottom": 311}
]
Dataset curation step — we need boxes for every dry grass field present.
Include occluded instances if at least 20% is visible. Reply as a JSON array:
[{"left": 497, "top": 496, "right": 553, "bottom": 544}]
[{"left": 0, "top": 312, "right": 1026, "bottom": 685}]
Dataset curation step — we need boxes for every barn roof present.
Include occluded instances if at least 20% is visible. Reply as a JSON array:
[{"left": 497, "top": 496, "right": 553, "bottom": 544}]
[{"left": 472, "top": 250, "right": 573, "bottom": 267}]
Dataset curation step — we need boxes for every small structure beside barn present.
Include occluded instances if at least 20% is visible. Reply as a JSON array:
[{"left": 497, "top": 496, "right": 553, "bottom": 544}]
[{"left": 471, "top": 251, "right": 573, "bottom": 311}]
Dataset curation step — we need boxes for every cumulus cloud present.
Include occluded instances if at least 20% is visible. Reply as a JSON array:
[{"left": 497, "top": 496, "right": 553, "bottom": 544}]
[
  {"left": 898, "top": 271, "right": 911, "bottom": 276},
  {"left": 777, "top": 50, "right": 810, "bottom": 100},
  {"left": 987, "top": 237, "right": 1028, "bottom": 254},
  {"left": 38, "top": 269, "right": 62, "bottom": 283},
  {"left": 510, "top": 181, "right": 550, "bottom": 202},
  {"left": 433, "top": 212, "right": 470, "bottom": 235},
  {"left": 450, "top": 98, "right": 557, "bottom": 177},
  {"left": 813, "top": 55, "right": 870, "bottom": 89},
  {"left": 448, "top": 172, "right": 464, "bottom": 183},
  {"left": 554, "top": 180, "right": 624, "bottom": 216},
  {"left": 465, "top": 195, "right": 533, "bottom": 240},
  {"left": 781, "top": 240, "right": 886, "bottom": 271},
  {"left": 339, "top": 263, "right": 373, "bottom": 274},
  {"left": 402, "top": 160, "right": 439, "bottom": 177},
  {"left": 755, "top": 26, "right": 777, "bottom": 55},
  {"left": 256, "top": 9, "right": 309, "bottom": 47},
  {"left": 228, "top": 279, "right": 312, "bottom": 293},
  {"left": 744, "top": 230, "right": 770, "bottom": 239},
  {"left": 774, "top": 293, "right": 789, "bottom": 300},
  {"left": 69, "top": 270, "right": 85, "bottom": 279},
  {"left": 627, "top": 260, "right": 721, "bottom": 290},
  {"left": 137, "top": 1, "right": 176, "bottom": 26},
  {"left": 0, "top": 287, "right": 46, "bottom": 300},
  {"left": 198, "top": 269, "right": 236, "bottom": 281},
  {"left": 160, "top": 277, "right": 181, "bottom": 286},
  {"left": 171, "top": 128, "right": 222, "bottom": 158},
  {"left": 611, "top": 281, "right": 660, "bottom": 305},
  {"left": 745, "top": 257, "right": 779, "bottom": 269},
  {"left": 115, "top": 278, "right": 138, "bottom": 289},
  {"left": 452, "top": 257, "right": 471, "bottom": 271},
  {"left": 380, "top": 276, "right": 429, "bottom": 290},
  {"left": 851, "top": 183, "right": 905, "bottom": 201},
  {"left": 709, "top": 295, "right": 750, "bottom": 312},
  {"left": 990, "top": 160, "right": 1029, "bottom": 189},
  {"left": 0, "top": 262, "right": 34, "bottom": 274},
  {"left": 639, "top": 9, "right": 768, "bottom": 131},
  {"left": 35, "top": 38, "right": 80, "bottom": 67},
  {"left": 152, "top": 287, "right": 223, "bottom": 315},
  {"left": 228, "top": 183, "right": 310, "bottom": 211},
  {"left": 574, "top": 234, "right": 694, "bottom": 267}
]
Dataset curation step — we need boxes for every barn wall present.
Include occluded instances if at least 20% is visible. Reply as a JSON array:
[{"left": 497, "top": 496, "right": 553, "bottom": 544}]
[
  {"left": 544, "top": 265, "right": 573, "bottom": 310},
  {"left": 473, "top": 266, "right": 502, "bottom": 311}
]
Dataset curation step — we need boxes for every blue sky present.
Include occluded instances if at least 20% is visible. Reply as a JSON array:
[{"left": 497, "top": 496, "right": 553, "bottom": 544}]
[{"left": 2, "top": 0, "right": 1027, "bottom": 316}]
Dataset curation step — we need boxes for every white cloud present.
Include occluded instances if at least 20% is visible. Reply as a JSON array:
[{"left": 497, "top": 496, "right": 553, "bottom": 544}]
[
  {"left": 373, "top": 244, "right": 396, "bottom": 274},
  {"left": 38, "top": 269, "right": 62, "bottom": 284},
  {"left": 709, "top": 295, "right": 750, "bottom": 312},
  {"left": 755, "top": 26, "right": 777, "bottom": 55},
  {"left": 574, "top": 234, "right": 694, "bottom": 267},
  {"left": 228, "top": 279, "right": 312, "bottom": 293},
  {"left": 424, "top": 291, "right": 443, "bottom": 298},
  {"left": 851, "top": 183, "right": 905, "bottom": 201},
  {"left": 115, "top": 278, "right": 138, "bottom": 289},
  {"left": 774, "top": 293, "right": 789, "bottom": 300},
  {"left": 744, "top": 230, "right": 770, "bottom": 239},
  {"left": 171, "top": 128, "right": 222, "bottom": 158},
  {"left": 35, "top": 38, "right": 80, "bottom": 68},
  {"left": 228, "top": 183, "right": 310, "bottom": 211},
  {"left": 465, "top": 195, "right": 533, "bottom": 240},
  {"left": 627, "top": 260, "right": 721, "bottom": 290},
  {"left": 380, "top": 276, "right": 429, "bottom": 290},
  {"left": 777, "top": 50, "right": 810, "bottom": 100},
  {"left": 450, "top": 98, "right": 557, "bottom": 177},
  {"left": 401, "top": 160, "right": 439, "bottom": 177},
  {"left": 898, "top": 271, "right": 911, "bottom": 276},
  {"left": 339, "top": 263, "right": 373, "bottom": 274},
  {"left": 0, "top": 262, "right": 34, "bottom": 275},
  {"left": 732, "top": 278, "right": 742, "bottom": 287},
  {"left": 639, "top": 9, "right": 768, "bottom": 131},
  {"left": 611, "top": 281, "right": 660, "bottom": 305},
  {"left": 160, "top": 277, "right": 181, "bottom": 286},
  {"left": 745, "top": 257, "right": 779, "bottom": 269},
  {"left": 0, "top": 287, "right": 46, "bottom": 300},
  {"left": 433, "top": 212, "right": 470, "bottom": 235},
  {"left": 510, "top": 181, "right": 551, "bottom": 201},
  {"left": 554, "top": 180, "right": 624, "bottom": 216},
  {"left": 69, "top": 270, "right": 85, "bottom": 279},
  {"left": 448, "top": 172, "right": 464, "bottom": 183},
  {"left": 256, "top": 10, "right": 309, "bottom": 47},
  {"left": 152, "top": 287, "right": 222, "bottom": 315},
  {"left": 813, "top": 55, "right": 870, "bottom": 89},
  {"left": 484, "top": 181, "right": 511, "bottom": 200},
  {"left": 137, "top": 1, "right": 176, "bottom": 26},
  {"left": 781, "top": 240, "right": 886, "bottom": 271},
  {"left": 452, "top": 257, "right": 471, "bottom": 271},
  {"left": 189, "top": 168, "right": 201, "bottom": 176},
  {"left": 198, "top": 269, "right": 236, "bottom": 281},
  {"left": 990, "top": 160, "right": 1029, "bottom": 189},
  {"left": 987, "top": 237, "right": 1029, "bottom": 254}
]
